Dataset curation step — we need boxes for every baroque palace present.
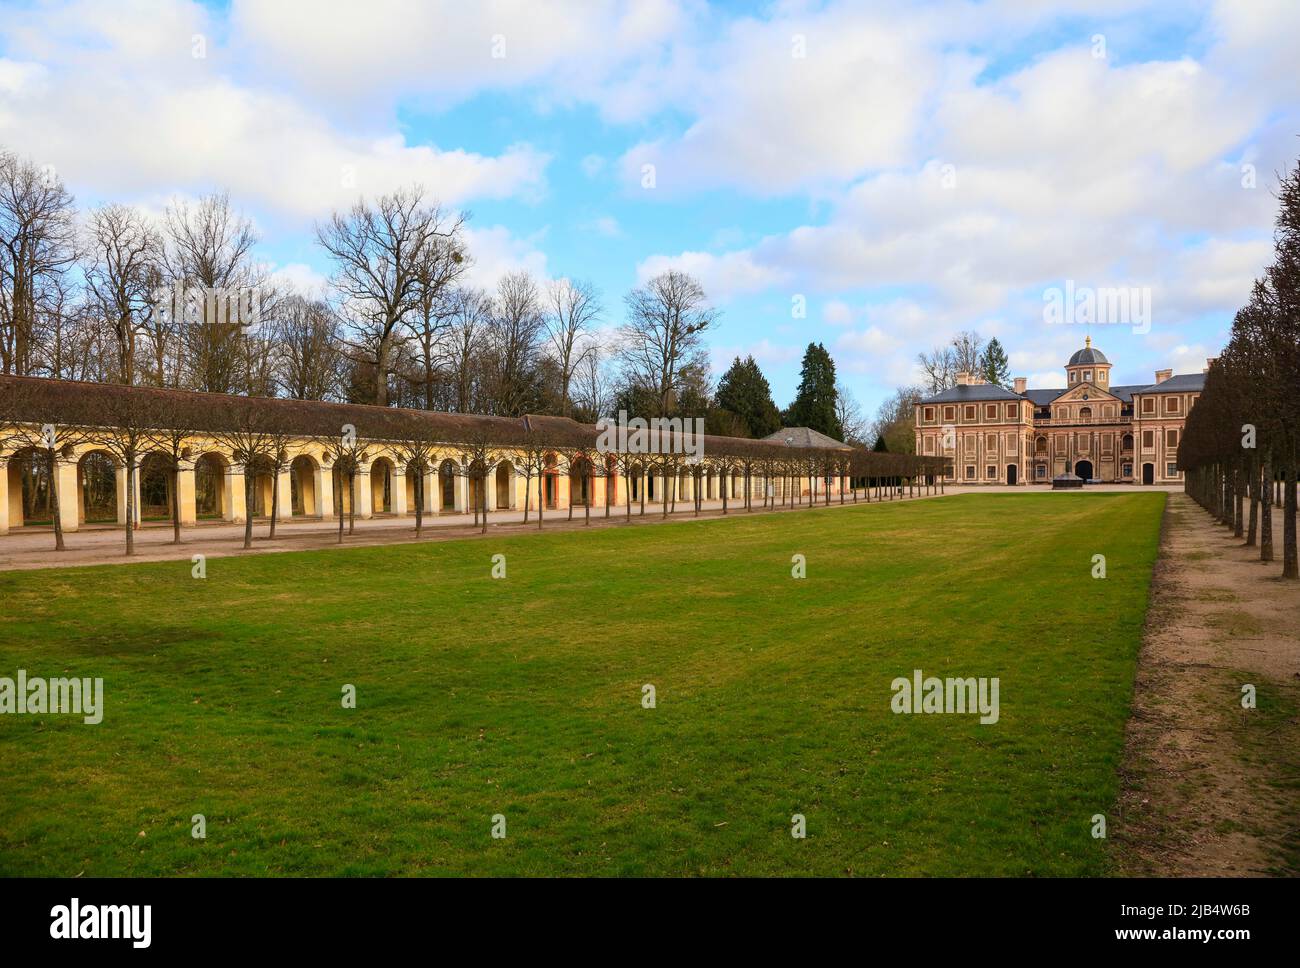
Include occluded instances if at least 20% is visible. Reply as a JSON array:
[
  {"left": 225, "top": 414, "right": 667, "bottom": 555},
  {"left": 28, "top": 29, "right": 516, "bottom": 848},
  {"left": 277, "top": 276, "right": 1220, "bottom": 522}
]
[{"left": 914, "top": 338, "right": 1207, "bottom": 486}]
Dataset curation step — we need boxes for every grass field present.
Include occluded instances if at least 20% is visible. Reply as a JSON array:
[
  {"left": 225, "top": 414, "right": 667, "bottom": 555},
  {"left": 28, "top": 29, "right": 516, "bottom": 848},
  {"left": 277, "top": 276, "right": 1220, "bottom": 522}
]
[{"left": 0, "top": 492, "right": 1166, "bottom": 876}]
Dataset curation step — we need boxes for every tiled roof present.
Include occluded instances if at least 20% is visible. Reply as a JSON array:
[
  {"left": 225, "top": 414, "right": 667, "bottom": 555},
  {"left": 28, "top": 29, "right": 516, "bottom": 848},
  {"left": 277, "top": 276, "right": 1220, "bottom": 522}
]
[
  {"left": 918, "top": 383, "right": 1021, "bottom": 404},
  {"left": 763, "top": 426, "right": 849, "bottom": 449},
  {"left": 1131, "top": 373, "right": 1206, "bottom": 394}
]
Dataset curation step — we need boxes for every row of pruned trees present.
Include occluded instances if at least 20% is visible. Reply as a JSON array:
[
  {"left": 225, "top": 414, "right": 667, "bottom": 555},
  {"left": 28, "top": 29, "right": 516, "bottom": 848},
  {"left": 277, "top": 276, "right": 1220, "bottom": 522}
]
[
  {"left": 1179, "top": 157, "right": 1300, "bottom": 580},
  {"left": 1, "top": 374, "right": 948, "bottom": 556}
]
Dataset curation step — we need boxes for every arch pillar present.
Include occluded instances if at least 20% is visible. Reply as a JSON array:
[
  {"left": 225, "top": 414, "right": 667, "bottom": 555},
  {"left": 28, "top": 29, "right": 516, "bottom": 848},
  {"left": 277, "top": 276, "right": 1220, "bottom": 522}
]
[
  {"left": 318, "top": 463, "right": 335, "bottom": 519},
  {"left": 228, "top": 463, "right": 248, "bottom": 523},
  {"left": 177, "top": 459, "right": 198, "bottom": 526},
  {"left": 0, "top": 458, "right": 9, "bottom": 535},
  {"left": 355, "top": 463, "right": 374, "bottom": 519},
  {"left": 392, "top": 466, "right": 408, "bottom": 516},
  {"left": 56, "top": 460, "right": 81, "bottom": 532},
  {"left": 275, "top": 469, "right": 294, "bottom": 521},
  {"left": 420, "top": 468, "right": 436, "bottom": 514},
  {"left": 453, "top": 471, "right": 467, "bottom": 513}
]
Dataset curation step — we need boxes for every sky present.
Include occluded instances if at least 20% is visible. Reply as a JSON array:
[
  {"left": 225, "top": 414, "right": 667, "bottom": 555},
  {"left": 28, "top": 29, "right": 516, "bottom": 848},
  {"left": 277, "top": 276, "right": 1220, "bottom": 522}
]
[{"left": 1, "top": 0, "right": 1297, "bottom": 415}]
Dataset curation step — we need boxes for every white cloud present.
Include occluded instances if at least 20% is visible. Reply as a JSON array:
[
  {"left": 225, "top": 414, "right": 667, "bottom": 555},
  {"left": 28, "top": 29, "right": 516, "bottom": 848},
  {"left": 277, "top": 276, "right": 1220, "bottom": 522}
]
[
  {"left": 461, "top": 225, "right": 550, "bottom": 292},
  {"left": 635, "top": 249, "right": 789, "bottom": 303},
  {"left": 0, "top": 3, "right": 550, "bottom": 221}
]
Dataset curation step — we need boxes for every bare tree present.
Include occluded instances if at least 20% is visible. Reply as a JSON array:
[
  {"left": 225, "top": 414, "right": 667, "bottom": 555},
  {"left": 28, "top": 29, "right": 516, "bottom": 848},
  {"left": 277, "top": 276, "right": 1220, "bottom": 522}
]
[
  {"left": 618, "top": 270, "right": 716, "bottom": 416},
  {"left": 316, "top": 186, "right": 466, "bottom": 407},
  {"left": 85, "top": 204, "right": 163, "bottom": 385},
  {"left": 443, "top": 287, "right": 491, "bottom": 412},
  {"left": 276, "top": 294, "right": 343, "bottom": 400},
  {"left": 0, "top": 150, "right": 78, "bottom": 376},
  {"left": 834, "top": 380, "right": 868, "bottom": 446},
  {"left": 162, "top": 192, "right": 260, "bottom": 394},
  {"left": 404, "top": 234, "right": 470, "bottom": 409},
  {"left": 210, "top": 397, "right": 281, "bottom": 549},
  {"left": 486, "top": 271, "right": 544, "bottom": 416},
  {"left": 317, "top": 425, "right": 370, "bottom": 543},
  {"left": 544, "top": 278, "right": 601, "bottom": 417}
]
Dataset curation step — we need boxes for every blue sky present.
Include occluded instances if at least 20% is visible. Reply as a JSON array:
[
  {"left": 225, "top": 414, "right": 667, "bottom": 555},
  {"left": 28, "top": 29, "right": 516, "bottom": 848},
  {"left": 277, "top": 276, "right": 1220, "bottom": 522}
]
[{"left": 2, "top": 0, "right": 1297, "bottom": 414}]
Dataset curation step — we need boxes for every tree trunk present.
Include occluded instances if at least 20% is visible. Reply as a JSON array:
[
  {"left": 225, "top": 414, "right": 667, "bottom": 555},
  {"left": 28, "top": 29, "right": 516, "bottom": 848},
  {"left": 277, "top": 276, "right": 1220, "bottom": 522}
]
[
  {"left": 243, "top": 470, "right": 254, "bottom": 550},
  {"left": 171, "top": 462, "right": 182, "bottom": 544},
  {"left": 48, "top": 449, "right": 66, "bottom": 552},
  {"left": 337, "top": 476, "right": 345, "bottom": 544},
  {"left": 1284, "top": 464, "right": 1297, "bottom": 581},
  {"left": 125, "top": 458, "right": 137, "bottom": 556},
  {"left": 269, "top": 466, "right": 280, "bottom": 540},
  {"left": 1246, "top": 460, "right": 1258, "bottom": 547},
  {"left": 1261, "top": 457, "right": 1273, "bottom": 562},
  {"left": 414, "top": 472, "right": 423, "bottom": 537},
  {"left": 348, "top": 474, "right": 356, "bottom": 535}
]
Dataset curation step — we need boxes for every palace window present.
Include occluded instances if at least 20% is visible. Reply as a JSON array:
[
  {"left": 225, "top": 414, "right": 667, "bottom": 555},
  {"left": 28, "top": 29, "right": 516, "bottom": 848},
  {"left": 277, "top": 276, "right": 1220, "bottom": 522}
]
[
  {"left": 1006, "top": 404, "right": 1017, "bottom": 418},
  {"left": 985, "top": 404, "right": 997, "bottom": 420},
  {"left": 1164, "top": 397, "right": 1181, "bottom": 414},
  {"left": 1122, "top": 463, "right": 1133, "bottom": 477},
  {"left": 965, "top": 466, "right": 976, "bottom": 480},
  {"left": 1083, "top": 370, "right": 1092, "bottom": 382},
  {"left": 923, "top": 407, "right": 935, "bottom": 422},
  {"left": 985, "top": 433, "right": 997, "bottom": 450},
  {"left": 1166, "top": 463, "right": 1179, "bottom": 477},
  {"left": 923, "top": 437, "right": 935, "bottom": 454},
  {"left": 1142, "top": 397, "right": 1155, "bottom": 414},
  {"left": 944, "top": 406, "right": 955, "bottom": 421},
  {"left": 1069, "top": 372, "right": 1077, "bottom": 384},
  {"left": 1007, "top": 435, "right": 1017, "bottom": 455},
  {"left": 1165, "top": 428, "right": 1179, "bottom": 448},
  {"left": 1142, "top": 430, "right": 1155, "bottom": 448},
  {"left": 1036, "top": 465, "right": 1047, "bottom": 479},
  {"left": 964, "top": 405, "right": 976, "bottom": 420},
  {"left": 986, "top": 465, "right": 997, "bottom": 479}
]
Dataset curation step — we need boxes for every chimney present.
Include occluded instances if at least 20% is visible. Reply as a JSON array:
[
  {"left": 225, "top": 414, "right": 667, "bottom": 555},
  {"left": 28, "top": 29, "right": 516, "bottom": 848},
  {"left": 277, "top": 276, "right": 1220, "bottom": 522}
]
[
  {"left": 1203, "top": 357, "right": 1217, "bottom": 373},
  {"left": 955, "top": 371, "right": 971, "bottom": 386},
  {"left": 1154, "top": 369, "right": 1172, "bottom": 385},
  {"left": 1013, "top": 377, "right": 1027, "bottom": 394}
]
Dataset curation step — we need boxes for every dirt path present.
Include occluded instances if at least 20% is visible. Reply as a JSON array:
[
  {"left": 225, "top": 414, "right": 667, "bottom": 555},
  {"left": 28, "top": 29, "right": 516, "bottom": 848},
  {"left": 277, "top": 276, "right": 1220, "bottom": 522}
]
[{"left": 1115, "top": 492, "right": 1300, "bottom": 876}]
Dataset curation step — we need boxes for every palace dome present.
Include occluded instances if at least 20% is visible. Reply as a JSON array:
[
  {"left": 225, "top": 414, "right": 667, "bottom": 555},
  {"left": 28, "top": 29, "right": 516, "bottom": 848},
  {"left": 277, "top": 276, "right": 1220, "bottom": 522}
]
[{"left": 1068, "top": 340, "right": 1108, "bottom": 366}]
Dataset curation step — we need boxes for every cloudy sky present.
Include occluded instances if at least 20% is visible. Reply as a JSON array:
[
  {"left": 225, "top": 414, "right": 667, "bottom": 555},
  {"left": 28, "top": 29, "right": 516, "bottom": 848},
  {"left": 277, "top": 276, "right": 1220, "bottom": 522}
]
[{"left": 2, "top": 0, "right": 1296, "bottom": 413}]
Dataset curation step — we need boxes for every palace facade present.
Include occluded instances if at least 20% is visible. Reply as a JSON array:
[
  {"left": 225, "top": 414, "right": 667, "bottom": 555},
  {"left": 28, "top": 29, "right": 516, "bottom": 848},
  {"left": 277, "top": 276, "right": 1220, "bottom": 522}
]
[{"left": 913, "top": 338, "right": 1207, "bottom": 485}]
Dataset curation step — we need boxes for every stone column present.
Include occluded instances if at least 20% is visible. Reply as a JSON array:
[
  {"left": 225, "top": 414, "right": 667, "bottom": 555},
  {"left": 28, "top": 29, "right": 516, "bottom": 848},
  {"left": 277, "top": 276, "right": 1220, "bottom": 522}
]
[
  {"left": 453, "top": 471, "right": 468, "bottom": 513},
  {"left": 392, "top": 465, "right": 409, "bottom": 516},
  {"left": 0, "top": 458, "right": 9, "bottom": 534},
  {"left": 422, "top": 469, "right": 437, "bottom": 514},
  {"left": 228, "top": 463, "right": 248, "bottom": 523},
  {"left": 355, "top": 463, "right": 374, "bottom": 519},
  {"left": 57, "top": 459, "right": 81, "bottom": 533},
  {"left": 276, "top": 469, "right": 294, "bottom": 521},
  {"left": 318, "top": 464, "right": 336, "bottom": 519},
  {"left": 176, "top": 459, "right": 198, "bottom": 526}
]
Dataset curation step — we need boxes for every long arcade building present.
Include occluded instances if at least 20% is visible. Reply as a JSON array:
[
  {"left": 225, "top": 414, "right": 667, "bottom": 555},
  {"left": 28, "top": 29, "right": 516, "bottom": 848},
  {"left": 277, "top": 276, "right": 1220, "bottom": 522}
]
[
  {"left": 913, "top": 339, "right": 1208, "bottom": 486},
  {"left": 0, "top": 375, "right": 947, "bottom": 535}
]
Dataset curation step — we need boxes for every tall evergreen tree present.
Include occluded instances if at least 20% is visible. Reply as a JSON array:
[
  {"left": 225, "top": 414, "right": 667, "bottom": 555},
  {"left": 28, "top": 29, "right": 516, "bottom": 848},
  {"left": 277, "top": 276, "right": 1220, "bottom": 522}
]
[
  {"left": 784, "top": 342, "right": 843, "bottom": 439},
  {"left": 979, "top": 337, "right": 1011, "bottom": 388},
  {"left": 715, "top": 355, "right": 781, "bottom": 438}
]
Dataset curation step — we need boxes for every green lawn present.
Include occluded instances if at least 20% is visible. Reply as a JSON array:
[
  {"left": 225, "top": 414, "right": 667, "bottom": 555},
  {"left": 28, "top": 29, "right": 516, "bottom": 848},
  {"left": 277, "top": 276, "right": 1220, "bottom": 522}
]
[{"left": 0, "top": 492, "right": 1166, "bottom": 876}]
